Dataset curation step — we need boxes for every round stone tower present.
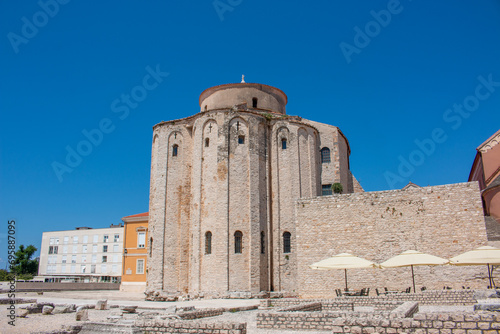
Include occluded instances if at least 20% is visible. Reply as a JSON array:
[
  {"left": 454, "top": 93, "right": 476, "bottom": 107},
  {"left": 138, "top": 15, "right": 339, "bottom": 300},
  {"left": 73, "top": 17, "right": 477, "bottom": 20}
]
[
  {"left": 199, "top": 83, "right": 287, "bottom": 114},
  {"left": 147, "top": 81, "right": 359, "bottom": 299}
]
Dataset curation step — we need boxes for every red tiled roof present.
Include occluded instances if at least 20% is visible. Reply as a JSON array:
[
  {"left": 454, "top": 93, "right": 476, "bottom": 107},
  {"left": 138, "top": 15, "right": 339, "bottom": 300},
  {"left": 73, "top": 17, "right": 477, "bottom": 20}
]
[{"left": 122, "top": 212, "right": 149, "bottom": 218}]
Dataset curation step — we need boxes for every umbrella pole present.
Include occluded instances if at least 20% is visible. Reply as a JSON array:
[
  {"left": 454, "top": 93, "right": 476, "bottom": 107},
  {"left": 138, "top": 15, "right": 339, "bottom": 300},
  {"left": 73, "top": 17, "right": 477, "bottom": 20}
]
[
  {"left": 345, "top": 269, "right": 348, "bottom": 291},
  {"left": 411, "top": 265, "right": 416, "bottom": 293},
  {"left": 487, "top": 264, "right": 493, "bottom": 289}
]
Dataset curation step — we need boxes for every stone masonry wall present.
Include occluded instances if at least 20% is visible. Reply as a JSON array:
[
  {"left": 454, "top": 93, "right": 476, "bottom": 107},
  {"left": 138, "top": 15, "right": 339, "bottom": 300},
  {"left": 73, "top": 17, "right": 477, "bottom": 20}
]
[{"left": 296, "top": 182, "right": 488, "bottom": 298}]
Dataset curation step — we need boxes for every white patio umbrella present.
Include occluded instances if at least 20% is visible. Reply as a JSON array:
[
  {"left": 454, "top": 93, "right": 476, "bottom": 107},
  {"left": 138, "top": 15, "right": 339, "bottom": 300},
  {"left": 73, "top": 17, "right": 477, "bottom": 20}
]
[
  {"left": 380, "top": 250, "right": 449, "bottom": 293},
  {"left": 310, "top": 253, "right": 379, "bottom": 291},
  {"left": 449, "top": 246, "right": 500, "bottom": 288}
]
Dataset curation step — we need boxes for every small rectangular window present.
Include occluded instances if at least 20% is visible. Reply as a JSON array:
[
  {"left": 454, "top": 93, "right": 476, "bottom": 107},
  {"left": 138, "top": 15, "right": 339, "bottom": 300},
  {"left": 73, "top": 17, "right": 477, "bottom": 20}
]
[
  {"left": 103, "top": 245, "right": 108, "bottom": 253},
  {"left": 63, "top": 236, "right": 69, "bottom": 244},
  {"left": 136, "top": 259, "right": 145, "bottom": 274},
  {"left": 83, "top": 235, "right": 88, "bottom": 243},
  {"left": 93, "top": 235, "right": 98, "bottom": 243},
  {"left": 92, "top": 245, "right": 97, "bottom": 253},
  {"left": 114, "top": 234, "right": 119, "bottom": 242},
  {"left": 82, "top": 245, "right": 87, "bottom": 253},
  {"left": 103, "top": 235, "right": 109, "bottom": 243},
  {"left": 138, "top": 232, "right": 146, "bottom": 248},
  {"left": 62, "top": 255, "right": 67, "bottom": 264},
  {"left": 71, "top": 255, "right": 76, "bottom": 263},
  {"left": 238, "top": 136, "right": 245, "bottom": 144},
  {"left": 73, "top": 236, "right": 78, "bottom": 244},
  {"left": 102, "top": 256, "right": 107, "bottom": 263},
  {"left": 322, "top": 184, "right": 333, "bottom": 196},
  {"left": 49, "top": 246, "right": 54, "bottom": 254},
  {"left": 113, "top": 244, "right": 119, "bottom": 252}
]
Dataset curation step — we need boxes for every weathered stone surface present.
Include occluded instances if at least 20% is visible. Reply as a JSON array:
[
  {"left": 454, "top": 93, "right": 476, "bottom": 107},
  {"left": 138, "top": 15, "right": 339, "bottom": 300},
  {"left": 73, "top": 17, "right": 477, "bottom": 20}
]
[
  {"left": 42, "top": 305, "right": 54, "bottom": 315},
  {"left": 96, "top": 299, "right": 107, "bottom": 310},
  {"left": 75, "top": 308, "right": 88, "bottom": 321},
  {"left": 17, "top": 309, "right": 29, "bottom": 318},
  {"left": 53, "top": 305, "right": 72, "bottom": 314},
  {"left": 120, "top": 305, "right": 138, "bottom": 313}
]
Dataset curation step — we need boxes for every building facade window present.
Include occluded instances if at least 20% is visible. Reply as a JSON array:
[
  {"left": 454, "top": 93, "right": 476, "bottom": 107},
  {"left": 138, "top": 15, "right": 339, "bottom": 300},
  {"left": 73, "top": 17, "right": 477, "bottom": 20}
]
[
  {"left": 172, "top": 144, "right": 178, "bottom": 157},
  {"left": 92, "top": 245, "right": 97, "bottom": 253},
  {"left": 91, "top": 265, "right": 96, "bottom": 273},
  {"left": 103, "top": 235, "right": 109, "bottom": 243},
  {"left": 114, "top": 234, "right": 119, "bottom": 242},
  {"left": 63, "top": 236, "right": 69, "bottom": 244},
  {"left": 205, "top": 231, "right": 212, "bottom": 254},
  {"left": 138, "top": 231, "right": 146, "bottom": 248},
  {"left": 73, "top": 236, "right": 78, "bottom": 243},
  {"left": 82, "top": 245, "right": 87, "bottom": 253},
  {"left": 93, "top": 235, "right": 98, "bottom": 243},
  {"left": 260, "top": 231, "right": 265, "bottom": 254},
  {"left": 62, "top": 255, "right": 67, "bottom": 264},
  {"left": 83, "top": 235, "right": 88, "bottom": 243},
  {"left": 103, "top": 245, "right": 108, "bottom": 253},
  {"left": 102, "top": 256, "right": 107, "bottom": 263},
  {"left": 283, "top": 231, "right": 291, "bottom": 253},
  {"left": 49, "top": 246, "right": 58, "bottom": 254},
  {"left": 71, "top": 255, "right": 76, "bottom": 263},
  {"left": 252, "top": 97, "right": 258, "bottom": 108},
  {"left": 113, "top": 244, "right": 119, "bottom": 252},
  {"left": 63, "top": 246, "right": 68, "bottom": 254},
  {"left": 238, "top": 135, "right": 245, "bottom": 144},
  {"left": 234, "top": 231, "right": 243, "bottom": 254},
  {"left": 281, "top": 138, "right": 287, "bottom": 150},
  {"left": 322, "top": 184, "right": 333, "bottom": 196},
  {"left": 137, "top": 259, "right": 145, "bottom": 274},
  {"left": 320, "top": 147, "right": 331, "bottom": 163},
  {"left": 205, "top": 138, "right": 210, "bottom": 147}
]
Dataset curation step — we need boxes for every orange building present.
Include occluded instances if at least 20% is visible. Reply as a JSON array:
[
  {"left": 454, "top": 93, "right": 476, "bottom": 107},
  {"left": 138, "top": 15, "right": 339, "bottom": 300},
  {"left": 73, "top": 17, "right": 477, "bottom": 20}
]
[
  {"left": 120, "top": 212, "right": 149, "bottom": 292},
  {"left": 469, "top": 129, "right": 500, "bottom": 241}
]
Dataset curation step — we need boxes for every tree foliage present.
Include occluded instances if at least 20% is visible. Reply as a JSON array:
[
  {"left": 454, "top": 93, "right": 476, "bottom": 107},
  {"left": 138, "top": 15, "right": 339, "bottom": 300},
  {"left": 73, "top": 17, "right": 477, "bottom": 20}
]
[
  {"left": 332, "top": 182, "right": 343, "bottom": 194},
  {"left": 0, "top": 269, "right": 14, "bottom": 281},
  {"left": 12, "top": 245, "right": 38, "bottom": 277}
]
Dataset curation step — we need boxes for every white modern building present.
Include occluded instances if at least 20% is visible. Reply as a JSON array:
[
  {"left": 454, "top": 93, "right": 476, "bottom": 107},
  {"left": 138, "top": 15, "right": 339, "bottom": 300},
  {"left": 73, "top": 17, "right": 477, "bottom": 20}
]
[{"left": 38, "top": 224, "right": 124, "bottom": 283}]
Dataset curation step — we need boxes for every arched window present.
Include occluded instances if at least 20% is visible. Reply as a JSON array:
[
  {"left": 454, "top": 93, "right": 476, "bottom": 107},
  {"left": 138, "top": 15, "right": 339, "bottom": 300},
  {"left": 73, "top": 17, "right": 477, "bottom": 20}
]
[
  {"left": 172, "top": 144, "right": 178, "bottom": 157},
  {"left": 283, "top": 232, "right": 291, "bottom": 253},
  {"left": 320, "top": 147, "right": 331, "bottom": 163},
  {"left": 205, "top": 138, "right": 210, "bottom": 147},
  {"left": 205, "top": 231, "right": 212, "bottom": 255},
  {"left": 204, "top": 105, "right": 207, "bottom": 111},
  {"left": 281, "top": 138, "right": 287, "bottom": 150},
  {"left": 260, "top": 231, "right": 265, "bottom": 254},
  {"left": 238, "top": 135, "right": 245, "bottom": 144},
  {"left": 252, "top": 97, "right": 258, "bottom": 108},
  {"left": 234, "top": 231, "right": 243, "bottom": 254}
]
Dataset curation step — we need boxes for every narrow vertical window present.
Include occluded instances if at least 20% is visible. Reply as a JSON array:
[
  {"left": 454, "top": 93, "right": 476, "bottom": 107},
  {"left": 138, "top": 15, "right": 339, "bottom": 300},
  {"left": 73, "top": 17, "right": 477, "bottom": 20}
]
[
  {"left": 281, "top": 138, "right": 287, "bottom": 150},
  {"left": 238, "top": 135, "right": 245, "bottom": 144},
  {"left": 234, "top": 231, "right": 243, "bottom": 254},
  {"left": 260, "top": 231, "right": 265, "bottom": 254},
  {"left": 283, "top": 232, "right": 291, "bottom": 253},
  {"left": 320, "top": 147, "right": 331, "bottom": 163},
  {"left": 149, "top": 237, "right": 153, "bottom": 256},
  {"left": 172, "top": 144, "right": 178, "bottom": 157},
  {"left": 137, "top": 232, "right": 146, "bottom": 248},
  {"left": 204, "top": 105, "right": 208, "bottom": 111},
  {"left": 136, "top": 259, "right": 145, "bottom": 274},
  {"left": 205, "top": 231, "right": 212, "bottom": 254},
  {"left": 252, "top": 97, "right": 258, "bottom": 108},
  {"left": 205, "top": 138, "right": 210, "bottom": 147}
]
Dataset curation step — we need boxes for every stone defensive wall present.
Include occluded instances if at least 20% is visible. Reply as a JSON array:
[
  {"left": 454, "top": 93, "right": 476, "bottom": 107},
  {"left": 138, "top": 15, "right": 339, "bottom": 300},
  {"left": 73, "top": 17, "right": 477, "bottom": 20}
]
[{"left": 295, "top": 182, "right": 488, "bottom": 298}]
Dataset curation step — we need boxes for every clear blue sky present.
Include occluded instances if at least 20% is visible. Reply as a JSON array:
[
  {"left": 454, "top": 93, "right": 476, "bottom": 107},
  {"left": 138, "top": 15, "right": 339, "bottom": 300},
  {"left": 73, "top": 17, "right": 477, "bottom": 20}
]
[{"left": 1, "top": 1, "right": 500, "bottom": 266}]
